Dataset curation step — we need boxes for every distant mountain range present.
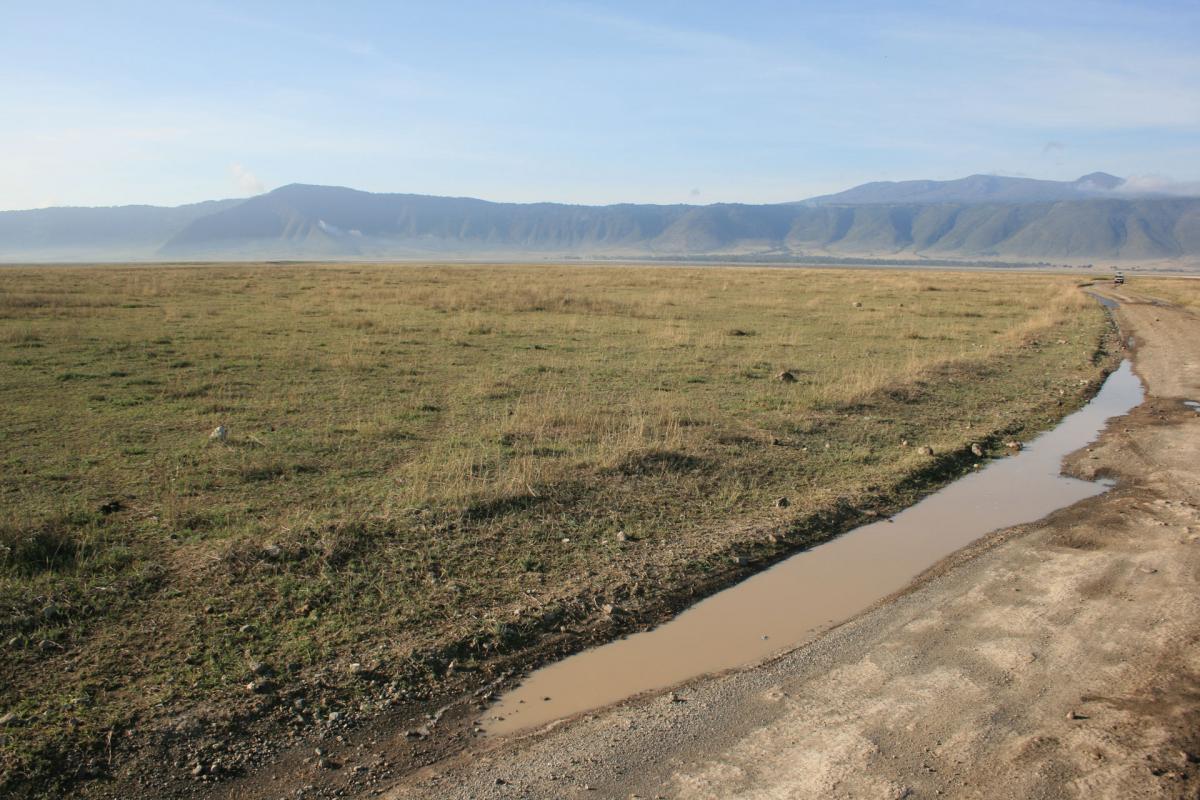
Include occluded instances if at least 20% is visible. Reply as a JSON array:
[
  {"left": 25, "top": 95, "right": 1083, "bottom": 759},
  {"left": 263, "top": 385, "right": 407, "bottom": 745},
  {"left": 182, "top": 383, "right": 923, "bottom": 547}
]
[
  {"left": 800, "top": 171, "right": 1126, "bottom": 206},
  {"left": 2, "top": 173, "right": 1198, "bottom": 263}
]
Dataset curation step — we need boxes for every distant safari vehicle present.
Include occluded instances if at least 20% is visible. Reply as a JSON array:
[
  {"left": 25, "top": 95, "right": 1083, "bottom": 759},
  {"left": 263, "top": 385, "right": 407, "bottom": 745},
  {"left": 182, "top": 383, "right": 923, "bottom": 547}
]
[{"left": 1113, "top": 272, "right": 1125, "bottom": 285}]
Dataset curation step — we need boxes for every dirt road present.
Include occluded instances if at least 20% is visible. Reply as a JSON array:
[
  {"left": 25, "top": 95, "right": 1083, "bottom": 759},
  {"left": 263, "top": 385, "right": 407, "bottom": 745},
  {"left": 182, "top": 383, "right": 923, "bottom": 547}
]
[{"left": 373, "top": 288, "right": 1200, "bottom": 799}]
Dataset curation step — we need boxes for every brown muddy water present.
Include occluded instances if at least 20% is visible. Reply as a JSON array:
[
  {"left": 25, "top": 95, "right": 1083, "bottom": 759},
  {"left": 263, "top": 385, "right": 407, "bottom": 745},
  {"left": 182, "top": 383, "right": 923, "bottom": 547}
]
[{"left": 482, "top": 359, "right": 1145, "bottom": 736}]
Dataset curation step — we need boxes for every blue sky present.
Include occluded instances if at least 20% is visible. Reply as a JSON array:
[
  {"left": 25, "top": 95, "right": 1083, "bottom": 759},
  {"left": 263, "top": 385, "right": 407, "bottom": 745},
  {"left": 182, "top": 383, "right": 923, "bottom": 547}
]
[{"left": 1, "top": 0, "right": 1197, "bottom": 210}]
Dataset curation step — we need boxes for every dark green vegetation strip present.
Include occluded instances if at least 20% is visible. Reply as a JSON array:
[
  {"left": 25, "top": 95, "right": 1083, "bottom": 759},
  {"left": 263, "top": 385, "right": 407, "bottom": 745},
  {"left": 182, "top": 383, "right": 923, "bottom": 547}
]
[{"left": 0, "top": 264, "right": 1113, "bottom": 793}]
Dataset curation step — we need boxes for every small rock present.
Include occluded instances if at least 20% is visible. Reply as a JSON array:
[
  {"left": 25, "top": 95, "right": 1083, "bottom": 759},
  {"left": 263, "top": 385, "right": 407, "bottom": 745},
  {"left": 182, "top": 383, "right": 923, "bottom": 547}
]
[
  {"left": 900, "top": 439, "right": 909, "bottom": 447},
  {"left": 615, "top": 532, "right": 627, "bottom": 542},
  {"left": 262, "top": 544, "right": 283, "bottom": 560},
  {"left": 191, "top": 763, "right": 205, "bottom": 777},
  {"left": 775, "top": 370, "right": 797, "bottom": 383},
  {"left": 347, "top": 662, "right": 364, "bottom": 676},
  {"left": 1005, "top": 440, "right": 1023, "bottom": 452},
  {"left": 970, "top": 443, "right": 984, "bottom": 457},
  {"left": 601, "top": 604, "right": 618, "bottom": 616},
  {"left": 209, "top": 425, "right": 228, "bottom": 442},
  {"left": 852, "top": 301, "right": 862, "bottom": 308},
  {"left": 917, "top": 446, "right": 934, "bottom": 456},
  {"left": 1139, "top": 566, "right": 1158, "bottom": 574},
  {"left": 774, "top": 496, "right": 790, "bottom": 509},
  {"left": 1067, "top": 710, "right": 1088, "bottom": 720},
  {"left": 0, "top": 712, "right": 16, "bottom": 726},
  {"left": 327, "top": 711, "right": 342, "bottom": 722}
]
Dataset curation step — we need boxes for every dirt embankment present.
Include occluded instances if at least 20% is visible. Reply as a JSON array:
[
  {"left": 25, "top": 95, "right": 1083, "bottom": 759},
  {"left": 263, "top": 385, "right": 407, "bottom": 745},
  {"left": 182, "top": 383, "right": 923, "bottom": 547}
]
[{"left": 362, "top": 288, "right": 1200, "bottom": 799}]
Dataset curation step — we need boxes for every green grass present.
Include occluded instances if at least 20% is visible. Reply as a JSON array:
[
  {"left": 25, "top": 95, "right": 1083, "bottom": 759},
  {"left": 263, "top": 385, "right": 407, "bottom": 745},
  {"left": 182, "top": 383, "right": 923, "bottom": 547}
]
[{"left": 0, "top": 263, "right": 1114, "bottom": 792}]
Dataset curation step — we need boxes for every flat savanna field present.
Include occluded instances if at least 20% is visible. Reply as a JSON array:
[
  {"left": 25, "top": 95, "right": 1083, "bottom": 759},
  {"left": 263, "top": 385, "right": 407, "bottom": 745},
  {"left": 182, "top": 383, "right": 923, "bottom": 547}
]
[{"left": 0, "top": 263, "right": 1116, "bottom": 792}]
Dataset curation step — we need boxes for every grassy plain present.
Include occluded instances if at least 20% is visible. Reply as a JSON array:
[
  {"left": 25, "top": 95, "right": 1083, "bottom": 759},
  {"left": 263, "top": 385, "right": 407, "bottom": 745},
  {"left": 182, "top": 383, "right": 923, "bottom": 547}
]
[
  {"left": 1130, "top": 276, "right": 1200, "bottom": 311},
  {"left": 0, "top": 263, "right": 1113, "bottom": 791}
]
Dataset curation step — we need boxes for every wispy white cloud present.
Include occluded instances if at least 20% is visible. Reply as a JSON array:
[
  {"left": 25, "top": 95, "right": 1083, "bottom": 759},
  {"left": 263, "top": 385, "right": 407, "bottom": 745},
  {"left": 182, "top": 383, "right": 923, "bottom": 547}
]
[
  {"left": 869, "top": 15, "right": 1200, "bottom": 131},
  {"left": 229, "top": 163, "right": 264, "bottom": 195},
  {"left": 1115, "top": 174, "right": 1200, "bottom": 196},
  {"left": 197, "top": 4, "right": 381, "bottom": 63},
  {"left": 549, "top": 1, "right": 821, "bottom": 80}
]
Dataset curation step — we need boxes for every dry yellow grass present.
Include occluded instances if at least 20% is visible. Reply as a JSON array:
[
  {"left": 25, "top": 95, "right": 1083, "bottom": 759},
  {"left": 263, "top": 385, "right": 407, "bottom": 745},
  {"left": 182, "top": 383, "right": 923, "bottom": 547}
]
[{"left": 1132, "top": 275, "right": 1200, "bottom": 312}]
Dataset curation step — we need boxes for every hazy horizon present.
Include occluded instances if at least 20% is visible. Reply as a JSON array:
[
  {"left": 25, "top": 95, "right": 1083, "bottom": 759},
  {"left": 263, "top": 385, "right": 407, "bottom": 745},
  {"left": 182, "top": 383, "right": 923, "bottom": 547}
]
[{"left": 3, "top": 1, "right": 1198, "bottom": 211}]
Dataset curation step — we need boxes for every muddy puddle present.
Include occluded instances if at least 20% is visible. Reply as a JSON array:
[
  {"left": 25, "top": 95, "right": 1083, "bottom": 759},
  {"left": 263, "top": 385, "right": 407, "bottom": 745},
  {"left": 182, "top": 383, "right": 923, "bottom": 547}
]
[{"left": 482, "top": 360, "right": 1145, "bottom": 736}]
